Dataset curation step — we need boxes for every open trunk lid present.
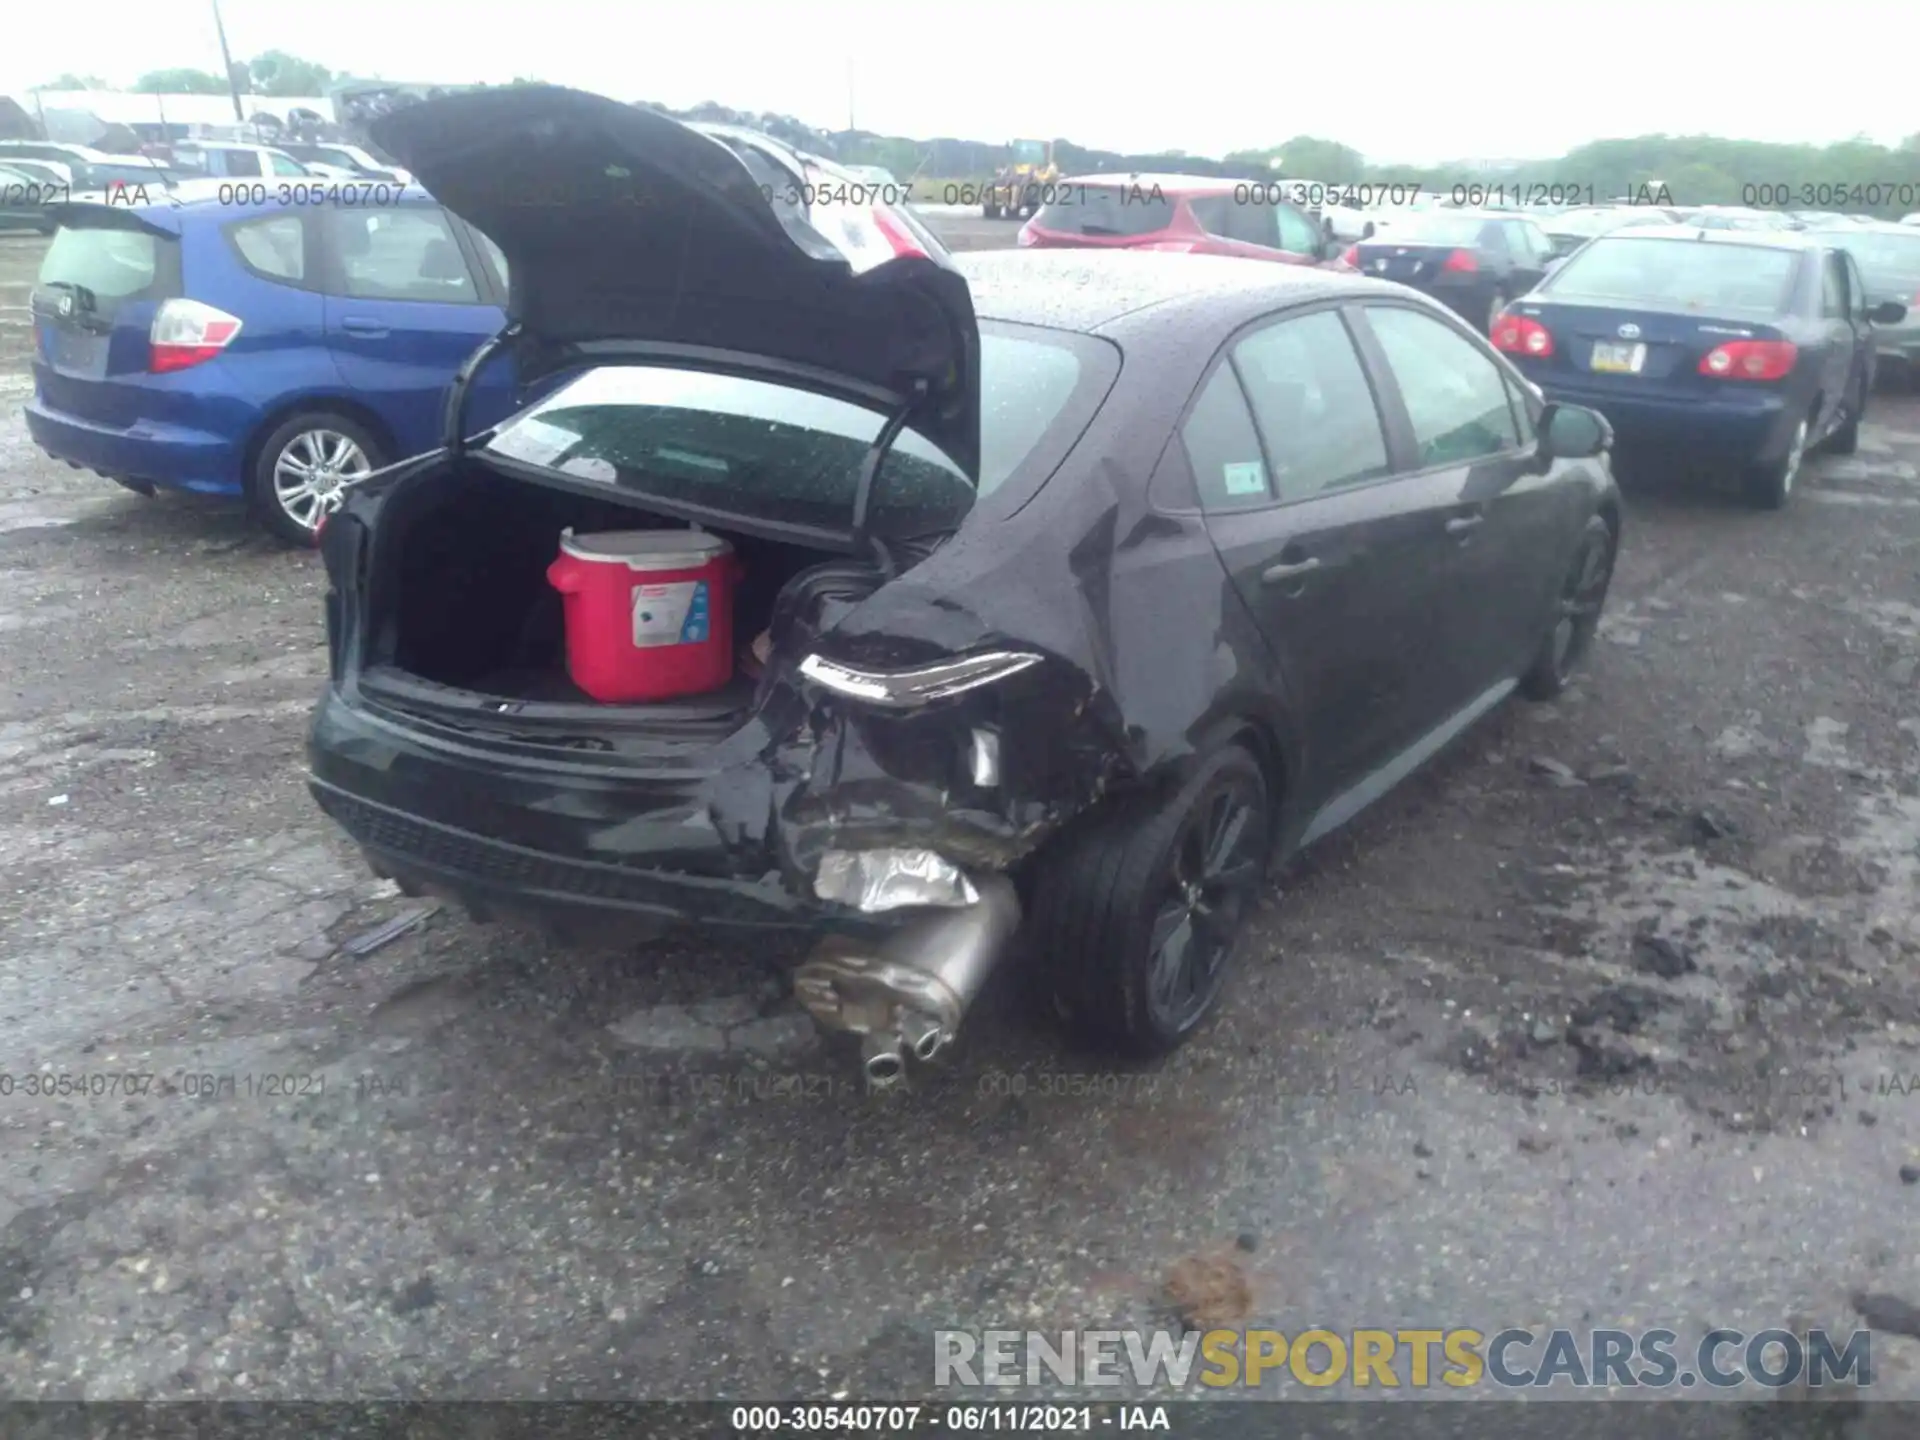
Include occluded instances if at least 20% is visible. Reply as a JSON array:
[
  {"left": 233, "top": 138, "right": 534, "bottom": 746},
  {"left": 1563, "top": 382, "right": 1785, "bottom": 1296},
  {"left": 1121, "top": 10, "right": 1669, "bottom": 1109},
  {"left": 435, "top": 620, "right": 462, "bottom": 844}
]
[{"left": 371, "top": 86, "right": 981, "bottom": 486}]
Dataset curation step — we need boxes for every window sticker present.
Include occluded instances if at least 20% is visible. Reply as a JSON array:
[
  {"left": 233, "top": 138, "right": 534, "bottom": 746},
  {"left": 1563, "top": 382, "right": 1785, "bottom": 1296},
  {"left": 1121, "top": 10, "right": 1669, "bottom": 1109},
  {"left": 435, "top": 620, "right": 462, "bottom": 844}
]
[{"left": 1222, "top": 461, "right": 1268, "bottom": 497}]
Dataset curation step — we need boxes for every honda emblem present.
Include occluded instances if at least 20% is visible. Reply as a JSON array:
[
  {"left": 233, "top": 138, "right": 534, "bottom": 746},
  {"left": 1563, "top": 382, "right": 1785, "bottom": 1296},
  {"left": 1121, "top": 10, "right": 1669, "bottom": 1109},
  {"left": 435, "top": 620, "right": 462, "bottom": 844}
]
[{"left": 1374, "top": 259, "right": 1388, "bottom": 272}]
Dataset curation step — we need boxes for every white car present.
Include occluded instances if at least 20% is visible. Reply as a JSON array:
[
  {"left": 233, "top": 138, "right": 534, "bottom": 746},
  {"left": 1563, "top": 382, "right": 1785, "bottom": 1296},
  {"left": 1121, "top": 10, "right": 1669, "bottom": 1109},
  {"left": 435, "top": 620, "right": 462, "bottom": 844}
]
[
  {"left": 278, "top": 142, "right": 412, "bottom": 185},
  {"left": 167, "top": 141, "right": 314, "bottom": 181},
  {"left": 1903, "top": 213, "right": 1920, "bottom": 226}
]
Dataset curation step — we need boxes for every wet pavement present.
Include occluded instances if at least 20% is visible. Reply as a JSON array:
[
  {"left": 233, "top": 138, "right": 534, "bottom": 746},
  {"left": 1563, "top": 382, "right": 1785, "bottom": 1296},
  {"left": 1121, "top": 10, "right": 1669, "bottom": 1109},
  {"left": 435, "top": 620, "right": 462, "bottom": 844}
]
[{"left": 4, "top": 225, "right": 1920, "bottom": 1425}]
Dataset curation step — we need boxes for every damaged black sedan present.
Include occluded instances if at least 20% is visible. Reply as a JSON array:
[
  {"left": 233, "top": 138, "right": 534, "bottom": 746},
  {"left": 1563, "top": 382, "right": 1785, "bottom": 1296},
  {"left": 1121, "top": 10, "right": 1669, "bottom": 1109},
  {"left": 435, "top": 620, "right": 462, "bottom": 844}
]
[{"left": 307, "top": 87, "right": 1623, "bottom": 1088}]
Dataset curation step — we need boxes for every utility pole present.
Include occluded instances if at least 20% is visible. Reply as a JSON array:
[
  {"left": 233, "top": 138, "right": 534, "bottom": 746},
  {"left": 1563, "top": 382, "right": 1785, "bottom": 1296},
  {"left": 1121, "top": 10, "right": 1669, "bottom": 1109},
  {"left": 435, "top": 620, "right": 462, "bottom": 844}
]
[{"left": 210, "top": 0, "right": 245, "bottom": 122}]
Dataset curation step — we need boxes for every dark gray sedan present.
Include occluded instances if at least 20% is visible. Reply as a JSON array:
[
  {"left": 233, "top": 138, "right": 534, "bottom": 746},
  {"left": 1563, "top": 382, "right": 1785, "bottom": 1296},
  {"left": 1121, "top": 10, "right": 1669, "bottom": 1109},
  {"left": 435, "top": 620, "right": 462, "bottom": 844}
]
[{"left": 307, "top": 86, "right": 1622, "bottom": 1088}]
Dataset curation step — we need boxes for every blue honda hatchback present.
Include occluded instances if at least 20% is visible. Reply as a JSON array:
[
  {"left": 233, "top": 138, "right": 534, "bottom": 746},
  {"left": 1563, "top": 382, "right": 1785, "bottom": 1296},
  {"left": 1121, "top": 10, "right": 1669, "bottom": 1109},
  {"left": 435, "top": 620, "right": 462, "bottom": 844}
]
[{"left": 26, "top": 183, "right": 516, "bottom": 543}]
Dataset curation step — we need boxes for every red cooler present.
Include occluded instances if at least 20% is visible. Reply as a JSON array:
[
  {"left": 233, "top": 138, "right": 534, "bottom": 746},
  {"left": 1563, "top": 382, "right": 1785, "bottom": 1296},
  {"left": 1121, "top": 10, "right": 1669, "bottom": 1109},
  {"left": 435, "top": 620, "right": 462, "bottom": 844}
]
[{"left": 546, "top": 528, "right": 740, "bottom": 703}]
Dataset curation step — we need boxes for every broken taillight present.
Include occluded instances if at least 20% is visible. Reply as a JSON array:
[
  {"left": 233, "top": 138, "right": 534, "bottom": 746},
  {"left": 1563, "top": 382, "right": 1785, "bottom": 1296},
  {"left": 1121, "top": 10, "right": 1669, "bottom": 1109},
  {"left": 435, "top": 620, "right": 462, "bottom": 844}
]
[{"left": 149, "top": 299, "right": 242, "bottom": 373}]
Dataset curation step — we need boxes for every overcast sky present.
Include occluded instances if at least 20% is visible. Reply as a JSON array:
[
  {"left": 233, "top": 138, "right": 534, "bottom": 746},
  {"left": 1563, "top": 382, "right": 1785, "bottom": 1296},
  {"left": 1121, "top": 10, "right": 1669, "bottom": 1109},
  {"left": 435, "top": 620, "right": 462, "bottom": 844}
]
[{"left": 4, "top": 0, "right": 1908, "bottom": 165}]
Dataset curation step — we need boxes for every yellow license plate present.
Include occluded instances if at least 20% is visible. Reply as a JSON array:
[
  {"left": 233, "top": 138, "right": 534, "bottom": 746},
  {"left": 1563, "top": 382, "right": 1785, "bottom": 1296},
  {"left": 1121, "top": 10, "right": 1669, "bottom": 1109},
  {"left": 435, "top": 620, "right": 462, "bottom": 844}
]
[{"left": 1590, "top": 341, "right": 1646, "bottom": 374}]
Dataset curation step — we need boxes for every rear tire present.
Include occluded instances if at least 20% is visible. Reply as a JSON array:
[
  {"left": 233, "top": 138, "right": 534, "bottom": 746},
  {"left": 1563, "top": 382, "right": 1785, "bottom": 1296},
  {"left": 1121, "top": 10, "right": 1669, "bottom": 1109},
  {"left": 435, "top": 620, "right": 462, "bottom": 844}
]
[
  {"left": 1744, "top": 414, "right": 1809, "bottom": 511},
  {"left": 1520, "top": 514, "right": 1616, "bottom": 701},
  {"left": 249, "top": 412, "right": 386, "bottom": 547},
  {"left": 1823, "top": 380, "right": 1863, "bottom": 456},
  {"left": 1030, "top": 743, "right": 1273, "bottom": 1059}
]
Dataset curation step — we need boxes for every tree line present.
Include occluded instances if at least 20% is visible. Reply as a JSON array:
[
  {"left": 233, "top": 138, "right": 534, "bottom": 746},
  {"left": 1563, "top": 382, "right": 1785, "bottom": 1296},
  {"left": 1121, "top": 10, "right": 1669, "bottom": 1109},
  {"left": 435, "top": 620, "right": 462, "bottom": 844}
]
[{"left": 30, "top": 61, "right": 1920, "bottom": 216}]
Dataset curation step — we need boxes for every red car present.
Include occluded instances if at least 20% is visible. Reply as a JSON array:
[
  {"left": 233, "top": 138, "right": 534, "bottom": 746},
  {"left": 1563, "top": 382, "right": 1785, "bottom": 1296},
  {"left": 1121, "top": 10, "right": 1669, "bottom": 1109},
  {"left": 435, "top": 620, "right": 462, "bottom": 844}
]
[{"left": 1016, "top": 173, "right": 1349, "bottom": 268}]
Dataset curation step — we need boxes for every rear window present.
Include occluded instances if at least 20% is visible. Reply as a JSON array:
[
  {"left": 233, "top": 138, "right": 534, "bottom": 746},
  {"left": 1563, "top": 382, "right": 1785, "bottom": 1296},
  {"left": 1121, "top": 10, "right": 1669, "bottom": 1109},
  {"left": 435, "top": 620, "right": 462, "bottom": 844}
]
[
  {"left": 85, "top": 164, "right": 174, "bottom": 192},
  {"left": 482, "top": 326, "right": 1107, "bottom": 536},
  {"left": 37, "top": 224, "right": 173, "bottom": 302},
  {"left": 1542, "top": 235, "right": 1799, "bottom": 316},
  {"left": 1375, "top": 212, "right": 1489, "bottom": 245},
  {"left": 1551, "top": 208, "right": 1658, "bottom": 237},
  {"left": 1032, "top": 185, "right": 1175, "bottom": 238},
  {"left": 1814, "top": 230, "right": 1920, "bottom": 292}
]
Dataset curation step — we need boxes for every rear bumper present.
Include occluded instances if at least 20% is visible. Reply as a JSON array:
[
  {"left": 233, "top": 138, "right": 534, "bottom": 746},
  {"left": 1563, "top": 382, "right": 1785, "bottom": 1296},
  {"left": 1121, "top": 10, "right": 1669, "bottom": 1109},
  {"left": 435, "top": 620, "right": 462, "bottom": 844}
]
[
  {"left": 1522, "top": 373, "right": 1796, "bottom": 462},
  {"left": 25, "top": 393, "right": 245, "bottom": 495},
  {"left": 306, "top": 686, "right": 869, "bottom": 935}
]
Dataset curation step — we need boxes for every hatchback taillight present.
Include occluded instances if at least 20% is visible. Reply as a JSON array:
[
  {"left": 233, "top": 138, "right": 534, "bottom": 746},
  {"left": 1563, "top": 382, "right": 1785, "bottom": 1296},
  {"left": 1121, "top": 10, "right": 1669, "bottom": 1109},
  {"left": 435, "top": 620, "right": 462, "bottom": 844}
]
[
  {"left": 1443, "top": 249, "right": 1478, "bottom": 272},
  {"left": 1491, "top": 315, "right": 1554, "bottom": 357},
  {"left": 1699, "top": 339, "right": 1797, "bottom": 381},
  {"left": 1340, "top": 245, "right": 1360, "bottom": 267},
  {"left": 150, "top": 299, "right": 241, "bottom": 373}
]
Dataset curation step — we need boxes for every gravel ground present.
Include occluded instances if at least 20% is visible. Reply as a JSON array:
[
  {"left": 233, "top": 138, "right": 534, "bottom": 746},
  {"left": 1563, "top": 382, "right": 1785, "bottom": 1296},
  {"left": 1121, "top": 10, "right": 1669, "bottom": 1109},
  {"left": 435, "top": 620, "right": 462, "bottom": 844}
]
[{"left": 5, "top": 221, "right": 1920, "bottom": 1427}]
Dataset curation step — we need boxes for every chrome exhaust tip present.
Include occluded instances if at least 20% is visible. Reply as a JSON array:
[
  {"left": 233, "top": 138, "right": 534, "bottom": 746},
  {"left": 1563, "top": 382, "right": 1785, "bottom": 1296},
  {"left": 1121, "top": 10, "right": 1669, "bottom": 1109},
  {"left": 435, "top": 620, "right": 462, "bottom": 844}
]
[
  {"left": 861, "top": 1033, "right": 908, "bottom": 1093},
  {"left": 900, "top": 1011, "right": 947, "bottom": 1064},
  {"left": 796, "top": 872, "right": 1021, "bottom": 1086}
]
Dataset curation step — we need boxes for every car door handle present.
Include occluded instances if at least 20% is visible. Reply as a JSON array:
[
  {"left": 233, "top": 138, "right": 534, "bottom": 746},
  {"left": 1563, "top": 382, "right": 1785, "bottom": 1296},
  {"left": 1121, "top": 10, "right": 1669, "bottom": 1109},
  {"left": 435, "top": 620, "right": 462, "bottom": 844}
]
[
  {"left": 1262, "top": 556, "right": 1323, "bottom": 586},
  {"left": 341, "top": 318, "right": 389, "bottom": 337},
  {"left": 1445, "top": 514, "right": 1484, "bottom": 535}
]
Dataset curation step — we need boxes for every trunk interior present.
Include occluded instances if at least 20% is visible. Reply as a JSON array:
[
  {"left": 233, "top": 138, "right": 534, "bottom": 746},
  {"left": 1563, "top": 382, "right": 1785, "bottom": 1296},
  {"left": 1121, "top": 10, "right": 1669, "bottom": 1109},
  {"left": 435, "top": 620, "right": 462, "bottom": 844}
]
[{"left": 365, "top": 464, "right": 903, "bottom": 722}]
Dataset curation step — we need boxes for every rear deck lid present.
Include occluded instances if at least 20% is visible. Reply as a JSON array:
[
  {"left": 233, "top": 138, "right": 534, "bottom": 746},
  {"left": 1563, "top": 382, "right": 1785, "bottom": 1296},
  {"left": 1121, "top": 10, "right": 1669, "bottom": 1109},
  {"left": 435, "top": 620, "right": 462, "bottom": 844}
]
[
  {"left": 1508, "top": 233, "right": 1800, "bottom": 389},
  {"left": 1353, "top": 213, "right": 1491, "bottom": 281},
  {"left": 29, "top": 201, "right": 183, "bottom": 413},
  {"left": 371, "top": 85, "right": 980, "bottom": 482}
]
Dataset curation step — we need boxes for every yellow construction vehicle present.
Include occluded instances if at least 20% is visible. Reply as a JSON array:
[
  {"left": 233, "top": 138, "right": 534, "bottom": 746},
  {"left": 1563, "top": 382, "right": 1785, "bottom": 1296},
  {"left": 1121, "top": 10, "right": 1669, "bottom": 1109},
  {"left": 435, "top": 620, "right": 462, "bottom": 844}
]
[{"left": 982, "top": 139, "right": 1060, "bottom": 220}]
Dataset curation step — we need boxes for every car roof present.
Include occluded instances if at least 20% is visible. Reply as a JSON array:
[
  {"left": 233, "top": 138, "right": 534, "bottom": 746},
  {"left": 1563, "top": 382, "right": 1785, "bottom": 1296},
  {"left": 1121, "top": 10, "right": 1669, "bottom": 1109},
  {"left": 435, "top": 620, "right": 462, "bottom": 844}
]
[
  {"left": 1393, "top": 209, "right": 1515, "bottom": 224},
  {"left": 0, "top": 140, "right": 108, "bottom": 158},
  {"left": 65, "top": 178, "right": 432, "bottom": 221},
  {"left": 1597, "top": 225, "right": 1824, "bottom": 250},
  {"left": 1060, "top": 172, "right": 1251, "bottom": 196},
  {"left": 956, "top": 249, "right": 1372, "bottom": 333}
]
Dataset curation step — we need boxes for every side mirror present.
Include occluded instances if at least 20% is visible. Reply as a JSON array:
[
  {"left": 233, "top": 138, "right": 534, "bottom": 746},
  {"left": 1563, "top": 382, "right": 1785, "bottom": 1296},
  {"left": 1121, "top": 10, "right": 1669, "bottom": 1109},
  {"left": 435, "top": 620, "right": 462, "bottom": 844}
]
[
  {"left": 1539, "top": 402, "right": 1611, "bottom": 463},
  {"left": 1870, "top": 300, "right": 1908, "bottom": 326}
]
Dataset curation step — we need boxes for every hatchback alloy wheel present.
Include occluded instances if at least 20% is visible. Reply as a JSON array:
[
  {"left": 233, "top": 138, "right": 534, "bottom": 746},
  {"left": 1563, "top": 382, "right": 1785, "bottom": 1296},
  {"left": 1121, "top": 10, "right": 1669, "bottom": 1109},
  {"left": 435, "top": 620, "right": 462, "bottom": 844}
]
[{"left": 274, "top": 428, "right": 373, "bottom": 532}]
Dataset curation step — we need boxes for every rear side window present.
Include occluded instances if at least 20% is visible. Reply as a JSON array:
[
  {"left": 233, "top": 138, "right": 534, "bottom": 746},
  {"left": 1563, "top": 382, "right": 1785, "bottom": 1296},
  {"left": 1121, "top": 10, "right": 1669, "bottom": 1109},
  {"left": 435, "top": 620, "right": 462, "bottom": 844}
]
[
  {"left": 1181, "top": 364, "right": 1270, "bottom": 510},
  {"left": 1232, "top": 311, "right": 1390, "bottom": 500},
  {"left": 228, "top": 215, "right": 305, "bottom": 282},
  {"left": 38, "top": 225, "right": 171, "bottom": 302},
  {"left": 1033, "top": 185, "right": 1174, "bottom": 238},
  {"left": 323, "top": 207, "right": 480, "bottom": 303},
  {"left": 1364, "top": 306, "right": 1521, "bottom": 467},
  {"left": 223, "top": 150, "right": 262, "bottom": 178},
  {"left": 1543, "top": 236, "right": 1798, "bottom": 318}
]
